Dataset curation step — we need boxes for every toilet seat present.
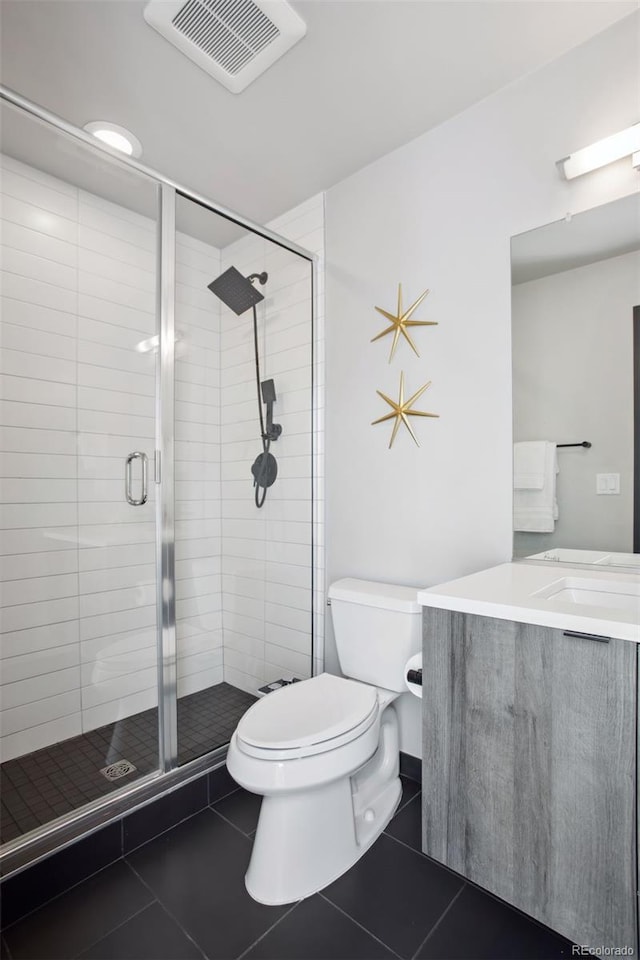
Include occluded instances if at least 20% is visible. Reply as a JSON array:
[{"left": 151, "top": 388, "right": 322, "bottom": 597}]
[{"left": 236, "top": 673, "right": 379, "bottom": 761}]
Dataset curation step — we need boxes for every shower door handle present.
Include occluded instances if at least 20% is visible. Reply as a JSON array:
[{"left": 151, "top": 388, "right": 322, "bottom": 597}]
[{"left": 125, "top": 452, "right": 148, "bottom": 506}]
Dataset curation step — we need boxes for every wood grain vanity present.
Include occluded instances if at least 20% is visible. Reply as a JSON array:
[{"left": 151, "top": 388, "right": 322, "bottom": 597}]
[{"left": 418, "top": 563, "right": 640, "bottom": 951}]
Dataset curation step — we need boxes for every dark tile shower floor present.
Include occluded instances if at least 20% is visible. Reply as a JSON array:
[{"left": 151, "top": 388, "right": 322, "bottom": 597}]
[
  {"left": 1, "top": 683, "right": 256, "bottom": 845},
  {"left": 177, "top": 684, "right": 256, "bottom": 766}
]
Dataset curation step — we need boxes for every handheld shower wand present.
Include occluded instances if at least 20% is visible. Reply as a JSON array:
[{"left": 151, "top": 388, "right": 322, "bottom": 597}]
[{"left": 261, "top": 379, "right": 282, "bottom": 442}]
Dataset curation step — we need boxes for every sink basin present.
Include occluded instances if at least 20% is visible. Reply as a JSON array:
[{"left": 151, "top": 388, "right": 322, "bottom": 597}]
[{"left": 533, "top": 577, "right": 640, "bottom": 617}]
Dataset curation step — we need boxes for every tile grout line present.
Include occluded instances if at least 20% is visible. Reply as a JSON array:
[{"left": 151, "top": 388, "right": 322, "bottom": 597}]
[
  {"left": 0, "top": 854, "right": 125, "bottom": 933},
  {"left": 208, "top": 803, "right": 255, "bottom": 840},
  {"left": 235, "top": 901, "right": 300, "bottom": 960},
  {"left": 318, "top": 892, "right": 404, "bottom": 959},
  {"left": 1, "top": 933, "right": 13, "bottom": 960},
  {"left": 124, "top": 859, "right": 209, "bottom": 960},
  {"left": 123, "top": 799, "right": 210, "bottom": 857},
  {"left": 69, "top": 897, "right": 159, "bottom": 959},
  {"left": 382, "top": 820, "right": 432, "bottom": 861},
  {"left": 382, "top": 823, "right": 496, "bottom": 901},
  {"left": 410, "top": 882, "right": 467, "bottom": 960},
  {"left": 208, "top": 785, "right": 241, "bottom": 807},
  {"left": 382, "top": 805, "right": 487, "bottom": 956},
  {"left": 395, "top": 788, "right": 421, "bottom": 816}
]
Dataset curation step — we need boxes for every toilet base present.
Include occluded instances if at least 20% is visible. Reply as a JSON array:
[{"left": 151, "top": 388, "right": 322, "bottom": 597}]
[{"left": 244, "top": 705, "right": 401, "bottom": 905}]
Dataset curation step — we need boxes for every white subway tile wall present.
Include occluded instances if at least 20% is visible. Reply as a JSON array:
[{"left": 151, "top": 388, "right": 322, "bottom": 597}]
[
  {"left": 174, "top": 221, "right": 223, "bottom": 699},
  {"left": 219, "top": 194, "right": 324, "bottom": 695},
  {"left": 271, "top": 197, "right": 325, "bottom": 687},
  {"left": 77, "top": 182, "right": 159, "bottom": 737},
  {"left": 1, "top": 149, "right": 324, "bottom": 765}
]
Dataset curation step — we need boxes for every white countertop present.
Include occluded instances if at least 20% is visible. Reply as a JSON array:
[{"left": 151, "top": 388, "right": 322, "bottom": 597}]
[
  {"left": 525, "top": 548, "right": 640, "bottom": 573},
  {"left": 417, "top": 562, "right": 640, "bottom": 643}
]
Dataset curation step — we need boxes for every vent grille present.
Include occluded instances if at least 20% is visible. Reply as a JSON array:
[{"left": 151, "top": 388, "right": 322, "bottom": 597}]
[
  {"left": 172, "top": 0, "right": 280, "bottom": 76},
  {"left": 144, "top": 0, "right": 306, "bottom": 93}
]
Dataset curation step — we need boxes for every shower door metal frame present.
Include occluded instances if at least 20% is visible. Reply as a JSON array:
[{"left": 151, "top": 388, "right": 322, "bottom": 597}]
[
  {"left": 0, "top": 83, "right": 320, "bottom": 876},
  {"left": 157, "top": 183, "right": 179, "bottom": 771}
]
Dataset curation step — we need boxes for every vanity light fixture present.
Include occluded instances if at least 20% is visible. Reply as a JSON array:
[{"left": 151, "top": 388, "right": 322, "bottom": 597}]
[
  {"left": 83, "top": 121, "right": 143, "bottom": 158},
  {"left": 558, "top": 124, "right": 640, "bottom": 180}
]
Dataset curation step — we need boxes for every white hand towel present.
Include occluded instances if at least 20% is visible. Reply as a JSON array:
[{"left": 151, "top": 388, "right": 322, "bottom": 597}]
[
  {"left": 513, "top": 442, "right": 558, "bottom": 532},
  {"left": 513, "top": 441, "right": 546, "bottom": 489}
]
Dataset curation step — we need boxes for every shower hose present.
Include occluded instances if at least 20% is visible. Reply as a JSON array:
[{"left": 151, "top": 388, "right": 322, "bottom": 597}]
[{"left": 251, "top": 303, "right": 274, "bottom": 509}]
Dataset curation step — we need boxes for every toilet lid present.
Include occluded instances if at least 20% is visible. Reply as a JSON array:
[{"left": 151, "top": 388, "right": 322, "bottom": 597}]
[{"left": 237, "top": 673, "right": 378, "bottom": 751}]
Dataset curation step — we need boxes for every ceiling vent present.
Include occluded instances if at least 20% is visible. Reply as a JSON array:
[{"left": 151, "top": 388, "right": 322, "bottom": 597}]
[{"left": 143, "top": 0, "right": 306, "bottom": 94}]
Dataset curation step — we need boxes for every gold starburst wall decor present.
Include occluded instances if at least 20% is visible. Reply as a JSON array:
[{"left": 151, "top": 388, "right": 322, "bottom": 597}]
[
  {"left": 372, "top": 371, "right": 439, "bottom": 449},
  {"left": 371, "top": 284, "right": 437, "bottom": 362}
]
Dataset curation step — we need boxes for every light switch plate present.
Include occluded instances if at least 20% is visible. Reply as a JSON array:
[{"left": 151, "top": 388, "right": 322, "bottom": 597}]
[{"left": 596, "top": 473, "right": 620, "bottom": 495}]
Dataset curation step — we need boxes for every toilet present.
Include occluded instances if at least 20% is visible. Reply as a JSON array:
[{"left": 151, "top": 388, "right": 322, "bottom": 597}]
[{"left": 226, "top": 577, "right": 422, "bottom": 905}]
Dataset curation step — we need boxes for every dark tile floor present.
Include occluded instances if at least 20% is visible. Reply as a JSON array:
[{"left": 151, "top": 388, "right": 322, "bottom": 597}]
[
  {"left": 1, "top": 775, "right": 576, "bottom": 960},
  {"left": 1, "top": 684, "right": 256, "bottom": 844}
]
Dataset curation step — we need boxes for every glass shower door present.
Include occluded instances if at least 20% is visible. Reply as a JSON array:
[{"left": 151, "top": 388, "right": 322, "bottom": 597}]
[
  {"left": 75, "top": 169, "right": 160, "bottom": 792},
  {"left": 172, "top": 193, "right": 314, "bottom": 766},
  {"left": 0, "top": 103, "right": 161, "bottom": 844}
]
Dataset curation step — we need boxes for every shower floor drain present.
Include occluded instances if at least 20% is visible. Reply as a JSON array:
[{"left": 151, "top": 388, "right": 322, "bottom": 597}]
[{"left": 100, "top": 759, "right": 137, "bottom": 782}]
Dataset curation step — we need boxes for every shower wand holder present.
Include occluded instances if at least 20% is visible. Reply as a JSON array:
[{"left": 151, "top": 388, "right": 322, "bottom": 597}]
[
  {"left": 264, "top": 422, "right": 282, "bottom": 442},
  {"left": 261, "top": 378, "right": 282, "bottom": 442}
]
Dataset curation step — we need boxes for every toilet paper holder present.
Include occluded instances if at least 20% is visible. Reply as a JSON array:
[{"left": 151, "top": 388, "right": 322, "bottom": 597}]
[{"left": 404, "top": 653, "right": 422, "bottom": 699}]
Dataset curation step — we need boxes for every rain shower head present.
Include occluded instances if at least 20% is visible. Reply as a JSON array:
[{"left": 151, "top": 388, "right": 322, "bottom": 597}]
[{"left": 207, "top": 266, "right": 267, "bottom": 316}]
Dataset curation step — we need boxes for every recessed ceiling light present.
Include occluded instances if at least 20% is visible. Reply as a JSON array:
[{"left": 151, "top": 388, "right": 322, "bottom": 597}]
[{"left": 83, "top": 121, "right": 142, "bottom": 158}]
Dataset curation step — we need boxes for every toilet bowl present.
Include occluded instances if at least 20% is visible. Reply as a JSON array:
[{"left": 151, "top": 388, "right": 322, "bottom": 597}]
[
  {"left": 227, "top": 672, "right": 401, "bottom": 905},
  {"left": 226, "top": 578, "right": 423, "bottom": 906}
]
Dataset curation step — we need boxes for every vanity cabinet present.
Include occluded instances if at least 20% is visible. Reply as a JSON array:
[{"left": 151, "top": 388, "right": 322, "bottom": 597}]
[{"left": 422, "top": 609, "right": 638, "bottom": 950}]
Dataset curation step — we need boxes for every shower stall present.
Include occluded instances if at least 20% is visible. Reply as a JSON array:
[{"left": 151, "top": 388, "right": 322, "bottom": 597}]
[{"left": 0, "top": 89, "right": 319, "bottom": 873}]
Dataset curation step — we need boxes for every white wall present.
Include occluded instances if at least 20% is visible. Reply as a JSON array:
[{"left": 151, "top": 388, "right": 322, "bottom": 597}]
[
  {"left": 513, "top": 251, "right": 639, "bottom": 556},
  {"left": 323, "top": 14, "right": 639, "bottom": 756}
]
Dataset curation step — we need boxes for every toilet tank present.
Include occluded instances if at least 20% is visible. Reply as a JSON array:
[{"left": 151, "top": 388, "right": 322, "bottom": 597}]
[{"left": 328, "top": 578, "right": 422, "bottom": 692}]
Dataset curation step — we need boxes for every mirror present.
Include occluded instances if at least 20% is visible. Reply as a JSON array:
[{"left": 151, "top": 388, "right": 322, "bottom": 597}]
[{"left": 511, "top": 192, "right": 640, "bottom": 568}]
